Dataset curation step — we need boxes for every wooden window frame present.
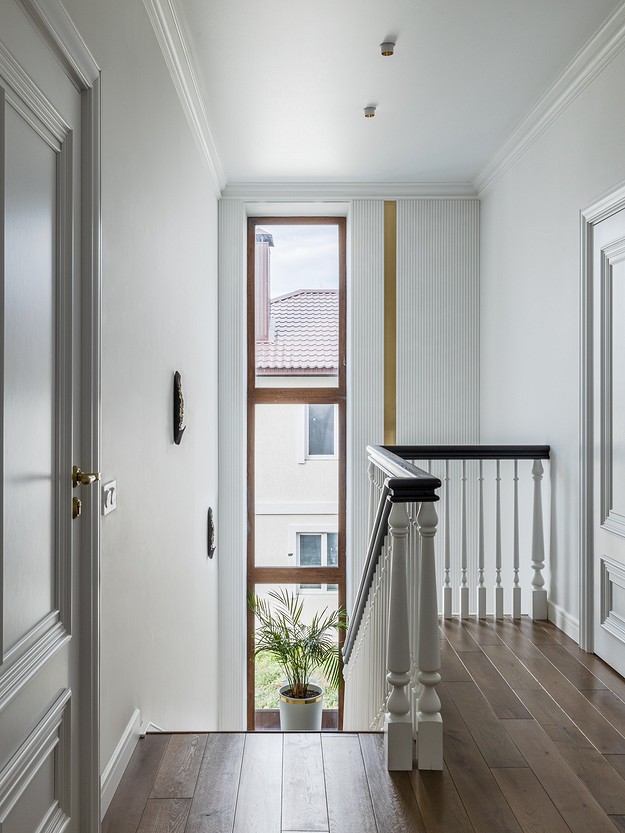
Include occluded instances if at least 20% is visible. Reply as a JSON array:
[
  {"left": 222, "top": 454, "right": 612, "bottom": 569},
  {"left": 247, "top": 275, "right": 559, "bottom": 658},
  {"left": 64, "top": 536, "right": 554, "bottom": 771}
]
[{"left": 247, "top": 216, "right": 347, "bottom": 730}]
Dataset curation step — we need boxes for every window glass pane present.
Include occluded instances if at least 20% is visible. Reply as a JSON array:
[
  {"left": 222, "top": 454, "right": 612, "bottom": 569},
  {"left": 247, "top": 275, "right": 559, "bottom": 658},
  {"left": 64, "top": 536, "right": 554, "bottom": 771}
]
[
  {"left": 254, "top": 224, "right": 339, "bottom": 389},
  {"left": 299, "top": 534, "right": 322, "bottom": 566},
  {"left": 327, "top": 533, "right": 338, "bottom": 567},
  {"left": 308, "top": 404, "right": 334, "bottom": 456}
]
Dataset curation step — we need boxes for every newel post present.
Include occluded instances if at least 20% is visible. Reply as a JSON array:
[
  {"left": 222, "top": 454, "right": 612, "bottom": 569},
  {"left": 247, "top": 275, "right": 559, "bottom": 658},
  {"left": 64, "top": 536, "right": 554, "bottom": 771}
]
[
  {"left": 531, "top": 459, "right": 548, "bottom": 620},
  {"left": 384, "top": 500, "right": 413, "bottom": 771},
  {"left": 417, "top": 500, "right": 443, "bottom": 770}
]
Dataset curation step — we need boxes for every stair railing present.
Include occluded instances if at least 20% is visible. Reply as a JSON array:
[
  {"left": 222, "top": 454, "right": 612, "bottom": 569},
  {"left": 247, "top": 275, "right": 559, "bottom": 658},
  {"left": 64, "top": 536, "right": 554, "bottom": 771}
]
[{"left": 342, "top": 444, "right": 551, "bottom": 772}]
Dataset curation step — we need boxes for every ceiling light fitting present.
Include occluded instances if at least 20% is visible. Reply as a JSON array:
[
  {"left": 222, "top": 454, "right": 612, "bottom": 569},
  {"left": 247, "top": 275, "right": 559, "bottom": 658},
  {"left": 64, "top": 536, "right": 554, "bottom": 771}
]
[
  {"left": 380, "top": 41, "right": 395, "bottom": 56},
  {"left": 364, "top": 106, "right": 376, "bottom": 118}
]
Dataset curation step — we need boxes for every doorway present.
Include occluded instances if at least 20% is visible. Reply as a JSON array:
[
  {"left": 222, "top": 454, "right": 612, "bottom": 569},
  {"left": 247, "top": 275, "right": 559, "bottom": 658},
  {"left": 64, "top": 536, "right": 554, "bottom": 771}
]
[{"left": 246, "top": 218, "right": 346, "bottom": 730}]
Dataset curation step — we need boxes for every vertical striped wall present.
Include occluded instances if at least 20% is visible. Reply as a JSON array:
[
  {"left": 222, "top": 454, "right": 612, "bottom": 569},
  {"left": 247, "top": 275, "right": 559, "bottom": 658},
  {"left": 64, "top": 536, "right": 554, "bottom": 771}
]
[
  {"left": 217, "top": 199, "right": 247, "bottom": 729},
  {"left": 348, "top": 201, "right": 385, "bottom": 607},
  {"left": 396, "top": 200, "right": 480, "bottom": 443}
]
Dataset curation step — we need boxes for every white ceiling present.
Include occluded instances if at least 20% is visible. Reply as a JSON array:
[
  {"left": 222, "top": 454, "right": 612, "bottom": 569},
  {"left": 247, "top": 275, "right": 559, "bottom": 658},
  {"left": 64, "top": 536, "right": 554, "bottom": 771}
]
[{"left": 179, "top": 0, "right": 622, "bottom": 184}]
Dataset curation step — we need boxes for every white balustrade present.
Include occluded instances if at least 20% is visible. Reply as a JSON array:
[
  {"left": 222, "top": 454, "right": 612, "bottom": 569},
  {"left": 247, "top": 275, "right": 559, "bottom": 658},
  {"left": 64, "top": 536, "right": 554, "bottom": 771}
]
[{"left": 343, "top": 444, "right": 550, "bottom": 774}]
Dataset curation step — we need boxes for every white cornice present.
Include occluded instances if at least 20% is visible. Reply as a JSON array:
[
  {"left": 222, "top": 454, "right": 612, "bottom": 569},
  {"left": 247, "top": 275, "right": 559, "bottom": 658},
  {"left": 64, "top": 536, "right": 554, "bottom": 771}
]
[
  {"left": 475, "top": 1, "right": 625, "bottom": 197},
  {"left": 221, "top": 181, "right": 478, "bottom": 201},
  {"left": 18, "top": 0, "right": 99, "bottom": 89},
  {"left": 143, "top": 0, "right": 226, "bottom": 195}
]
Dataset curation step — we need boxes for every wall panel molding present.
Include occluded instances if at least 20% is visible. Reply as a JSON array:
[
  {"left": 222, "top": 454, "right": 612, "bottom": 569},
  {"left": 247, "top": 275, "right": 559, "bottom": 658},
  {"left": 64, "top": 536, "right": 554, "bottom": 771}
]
[
  {"left": 348, "top": 200, "right": 384, "bottom": 607},
  {"left": 0, "top": 689, "right": 71, "bottom": 830},
  {"left": 217, "top": 199, "right": 247, "bottom": 729}
]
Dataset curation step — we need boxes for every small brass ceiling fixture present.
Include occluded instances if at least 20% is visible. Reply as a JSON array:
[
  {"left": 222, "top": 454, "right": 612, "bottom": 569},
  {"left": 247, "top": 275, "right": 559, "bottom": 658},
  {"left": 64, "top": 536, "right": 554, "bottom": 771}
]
[
  {"left": 364, "top": 106, "right": 376, "bottom": 118},
  {"left": 380, "top": 41, "right": 395, "bottom": 56}
]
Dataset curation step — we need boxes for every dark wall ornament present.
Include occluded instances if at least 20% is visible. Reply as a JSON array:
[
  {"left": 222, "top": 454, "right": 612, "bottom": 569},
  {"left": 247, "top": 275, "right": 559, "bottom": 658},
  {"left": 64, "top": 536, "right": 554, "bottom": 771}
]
[
  {"left": 207, "top": 506, "right": 216, "bottom": 559},
  {"left": 173, "top": 370, "right": 186, "bottom": 444}
]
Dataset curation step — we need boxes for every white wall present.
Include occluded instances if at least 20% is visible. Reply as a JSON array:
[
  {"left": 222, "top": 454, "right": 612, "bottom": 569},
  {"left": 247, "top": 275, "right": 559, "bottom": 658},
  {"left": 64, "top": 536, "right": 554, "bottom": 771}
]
[
  {"left": 61, "top": 0, "right": 220, "bottom": 770},
  {"left": 480, "top": 46, "right": 625, "bottom": 632}
]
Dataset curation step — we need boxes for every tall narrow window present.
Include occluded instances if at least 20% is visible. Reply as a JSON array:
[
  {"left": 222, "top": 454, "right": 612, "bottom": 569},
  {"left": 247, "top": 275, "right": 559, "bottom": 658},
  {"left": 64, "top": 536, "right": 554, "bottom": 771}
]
[{"left": 247, "top": 217, "right": 346, "bottom": 731}]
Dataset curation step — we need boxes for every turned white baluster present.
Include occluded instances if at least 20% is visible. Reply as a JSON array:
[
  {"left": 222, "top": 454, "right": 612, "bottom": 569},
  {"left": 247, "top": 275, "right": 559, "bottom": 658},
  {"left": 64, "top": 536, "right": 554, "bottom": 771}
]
[
  {"left": 460, "top": 460, "right": 469, "bottom": 619},
  {"left": 443, "top": 460, "right": 452, "bottom": 618},
  {"left": 494, "top": 460, "right": 503, "bottom": 619},
  {"left": 385, "top": 501, "right": 413, "bottom": 770},
  {"left": 512, "top": 459, "right": 521, "bottom": 619},
  {"left": 417, "top": 500, "right": 442, "bottom": 770},
  {"left": 477, "top": 459, "right": 486, "bottom": 619},
  {"left": 531, "top": 459, "right": 547, "bottom": 619}
]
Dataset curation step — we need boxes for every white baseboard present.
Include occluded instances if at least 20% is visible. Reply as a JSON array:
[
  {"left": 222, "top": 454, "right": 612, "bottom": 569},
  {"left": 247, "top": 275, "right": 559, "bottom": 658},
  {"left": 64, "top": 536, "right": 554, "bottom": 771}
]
[
  {"left": 548, "top": 601, "right": 579, "bottom": 643},
  {"left": 100, "top": 708, "right": 141, "bottom": 819}
]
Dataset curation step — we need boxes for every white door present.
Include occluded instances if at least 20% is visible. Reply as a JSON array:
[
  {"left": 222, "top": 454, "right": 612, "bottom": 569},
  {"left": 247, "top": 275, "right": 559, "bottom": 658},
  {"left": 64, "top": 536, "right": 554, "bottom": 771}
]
[
  {"left": 593, "top": 205, "right": 625, "bottom": 677},
  {"left": 0, "top": 2, "right": 96, "bottom": 830}
]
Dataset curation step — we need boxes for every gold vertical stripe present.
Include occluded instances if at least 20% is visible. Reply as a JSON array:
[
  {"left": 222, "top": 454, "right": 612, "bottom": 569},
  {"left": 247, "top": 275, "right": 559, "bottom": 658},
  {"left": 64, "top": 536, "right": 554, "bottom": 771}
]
[{"left": 384, "top": 201, "right": 397, "bottom": 444}]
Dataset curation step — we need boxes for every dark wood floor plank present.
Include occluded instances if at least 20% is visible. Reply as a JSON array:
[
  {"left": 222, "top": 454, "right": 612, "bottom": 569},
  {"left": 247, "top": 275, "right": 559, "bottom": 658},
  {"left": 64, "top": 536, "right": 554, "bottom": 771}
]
[
  {"left": 186, "top": 733, "right": 245, "bottom": 833},
  {"left": 136, "top": 799, "right": 190, "bottom": 833},
  {"left": 514, "top": 618, "right": 556, "bottom": 644},
  {"left": 444, "top": 681, "right": 527, "bottom": 767},
  {"left": 359, "top": 733, "right": 425, "bottom": 833},
  {"left": 282, "top": 734, "right": 328, "bottom": 832},
  {"left": 440, "top": 638, "right": 472, "bottom": 682},
  {"left": 439, "top": 686, "right": 523, "bottom": 833},
  {"left": 606, "top": 755, "right": 625, "bottom": 779},
  {"left": 150, "top": 734, "right": 207, "bottom": 799},
  {"left": 584, "top": 689, "right": 625, "bottom": 737},
  {"left": 460, "top": 618, "right": 505, "bottom": 646},
  {"left": 481, "top": 645, "right": 543, "bottom": 691},
  {"left": 491, "top": 768, "right": 572, "bottom": 833},
  {"left": 485, "top": 620, "right": 545, "bottom": 660},
  {"left": 537, "top": 643, "right": 608, "bottom": 691},
  {"left": 441, "top": 619, "right": 481, "bottom": 652},
  {"left": 610, "top": 817, "right": 625, "bottom": 833},
  {"left": 517, "top": 688, "right": 595, "bottom": 748},
  {"left": 233, "top": 734, "right": 282, "bottom": 833},
  {"left": 457, "top": 651, "right": 533, "bottom": 719},
  {"left": 520, "top": 657, "right": 625, "bottom": 753},
  {"left": 504, "top": 720, "right": 618, "bottom": 833},
  {"left": 102, "top": 733, "right": 170, "bottom": 833},
  {"left": 410, "top": 764, "right": 475, "bottom": 833},
  {"left": 322, "top": 734, "right": 377, "bottom": 833}
]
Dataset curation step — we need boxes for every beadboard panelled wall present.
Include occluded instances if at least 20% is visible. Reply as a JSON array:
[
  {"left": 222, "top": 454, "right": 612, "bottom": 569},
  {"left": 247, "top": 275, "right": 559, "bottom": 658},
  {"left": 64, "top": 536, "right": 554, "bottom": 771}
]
[
  {"left": 348, "top": 201, "right": 384, "bottom": 607},
  {"left": 396, "top": 199, "right": 480, "bottom": 444},
  {"left": 217, "top": 200, "right": 247, "bottom": 729},
  {"left": 396, "top": 199, "right": 480, "bottom": 614}
]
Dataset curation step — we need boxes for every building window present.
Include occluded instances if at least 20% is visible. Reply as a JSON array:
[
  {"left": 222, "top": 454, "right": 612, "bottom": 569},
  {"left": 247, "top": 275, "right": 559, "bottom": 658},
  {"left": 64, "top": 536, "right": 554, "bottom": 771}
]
[
  {"left": 298, "top": 531, "right": 338, "bottom": 592},
  {"left": 306, "top": 404, "right": 337, "bottom": 458}
]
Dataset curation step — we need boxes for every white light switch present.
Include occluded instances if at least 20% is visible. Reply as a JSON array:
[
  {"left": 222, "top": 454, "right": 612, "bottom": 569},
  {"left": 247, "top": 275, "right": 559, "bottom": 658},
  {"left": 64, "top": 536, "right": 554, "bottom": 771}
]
[{"left": 102, "top": 480, "right": 117, "bottom": 515}]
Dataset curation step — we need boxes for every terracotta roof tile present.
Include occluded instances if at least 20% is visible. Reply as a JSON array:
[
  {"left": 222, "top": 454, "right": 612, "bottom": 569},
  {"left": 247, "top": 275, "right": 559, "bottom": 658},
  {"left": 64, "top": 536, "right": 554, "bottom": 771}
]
[{"left": 256, "top": 289, "right": 338, "bottom": 373}]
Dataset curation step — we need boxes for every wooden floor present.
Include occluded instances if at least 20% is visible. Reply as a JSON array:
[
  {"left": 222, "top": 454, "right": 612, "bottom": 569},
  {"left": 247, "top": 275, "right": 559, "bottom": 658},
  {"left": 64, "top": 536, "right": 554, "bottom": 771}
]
[{"left": 103, "top": 617, "right": 625, "bottom": 833}]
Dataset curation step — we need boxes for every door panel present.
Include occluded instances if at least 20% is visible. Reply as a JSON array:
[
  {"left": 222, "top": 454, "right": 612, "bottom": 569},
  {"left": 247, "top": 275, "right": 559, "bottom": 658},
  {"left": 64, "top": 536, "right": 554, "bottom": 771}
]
[
  {"left": 593, "top": 207, "right": 625, "bottom": 676},
  {"left": 0, "top": 3, "right": 82, "bottom": 830}
]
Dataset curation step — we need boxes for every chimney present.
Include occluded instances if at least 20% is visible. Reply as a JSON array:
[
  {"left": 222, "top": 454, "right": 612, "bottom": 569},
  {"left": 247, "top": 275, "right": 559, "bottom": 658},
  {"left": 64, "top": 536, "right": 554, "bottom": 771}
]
[{"left": 255, "top": 230, "right": 273, "bottom": 342}]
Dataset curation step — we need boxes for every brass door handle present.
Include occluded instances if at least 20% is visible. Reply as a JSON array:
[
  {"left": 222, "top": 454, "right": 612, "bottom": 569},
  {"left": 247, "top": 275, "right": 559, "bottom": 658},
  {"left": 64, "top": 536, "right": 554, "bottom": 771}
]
[{"left": 72, "top": 466, "right": 101, "bottom": 488}]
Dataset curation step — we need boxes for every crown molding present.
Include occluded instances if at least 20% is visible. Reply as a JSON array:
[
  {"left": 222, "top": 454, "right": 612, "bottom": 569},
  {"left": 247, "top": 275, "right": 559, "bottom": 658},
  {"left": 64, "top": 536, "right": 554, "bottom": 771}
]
[
  {"left": 17, "top": 0, "right": 99, "bottom": 89},
  {"left": 143, "top": 0, "right": 226, "bottom": 195},
  {"left": 475, "top": 1, "right": 625, "bottom": 197},
  {"left": 221, "top": 181, "right": 477, "bottom": 201}
]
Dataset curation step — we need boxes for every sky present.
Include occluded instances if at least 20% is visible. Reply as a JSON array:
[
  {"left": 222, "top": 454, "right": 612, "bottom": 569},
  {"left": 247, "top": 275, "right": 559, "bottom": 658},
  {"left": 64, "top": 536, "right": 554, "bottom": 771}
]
[{"left": 259, "top": 224, "right": 339, "bottom": 298}]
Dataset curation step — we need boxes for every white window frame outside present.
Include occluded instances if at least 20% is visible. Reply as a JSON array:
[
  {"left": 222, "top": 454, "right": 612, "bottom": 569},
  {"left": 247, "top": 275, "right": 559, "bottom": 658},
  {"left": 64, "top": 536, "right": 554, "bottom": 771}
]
[
  {"left": 289, "top": 523, "right": 338, "bottom": 594},
  {"left": 303, "top": 403, "right": 338, "bottom": 460}
]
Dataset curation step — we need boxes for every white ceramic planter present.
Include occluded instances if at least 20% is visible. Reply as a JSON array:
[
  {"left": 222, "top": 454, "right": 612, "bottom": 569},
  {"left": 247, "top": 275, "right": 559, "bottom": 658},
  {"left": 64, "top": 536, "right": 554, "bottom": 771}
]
[{"left": 278, "top": 684, "right": 324, "bottom": 730}]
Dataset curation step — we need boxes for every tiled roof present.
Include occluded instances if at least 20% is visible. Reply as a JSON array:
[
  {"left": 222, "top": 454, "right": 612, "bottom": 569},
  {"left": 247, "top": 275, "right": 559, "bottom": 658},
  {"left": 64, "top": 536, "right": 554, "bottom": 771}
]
[{"left": 256, "top": 289, "right": 338, "bottom": 373}]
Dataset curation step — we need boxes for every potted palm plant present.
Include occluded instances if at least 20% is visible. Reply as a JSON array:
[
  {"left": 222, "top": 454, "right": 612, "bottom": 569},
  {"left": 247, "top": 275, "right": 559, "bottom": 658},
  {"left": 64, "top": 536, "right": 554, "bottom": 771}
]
[{"left": 248, "top": 588, "right": 347, "bottom": 730}]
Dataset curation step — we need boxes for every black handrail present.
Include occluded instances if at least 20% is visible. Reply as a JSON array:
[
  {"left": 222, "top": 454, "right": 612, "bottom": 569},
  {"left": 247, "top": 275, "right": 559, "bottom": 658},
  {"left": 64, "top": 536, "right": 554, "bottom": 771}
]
[{"left": 342, "top": 444, "right": 551, "bottom": 665}]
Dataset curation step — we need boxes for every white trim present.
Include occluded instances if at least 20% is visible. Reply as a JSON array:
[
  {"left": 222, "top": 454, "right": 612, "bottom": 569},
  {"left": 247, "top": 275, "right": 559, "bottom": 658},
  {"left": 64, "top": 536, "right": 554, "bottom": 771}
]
[
  {"left": 223, "top": 181, "right": 477, "bottom": 200},
  {"left": 579, "top": 180, "right": 625, "bottom": 652},
  {"left": 17, "top": 0, "right": 99, "bottom": 88},
  {"left": 100, "top": 709, "right": 141, "bottom": 820},
  {"left": 476, "top": 2, "right": 625, "bottom": 196},
  {"left": 0, "top": 689, "right": 71, "bottom": 826},
  {"left": 142, "top": 0, "right": 225, "bottom": 195},
  {"left": 256, "top": 502, "right": 338, "bottom": 516},
  {"left": 548, "top": 601, "right": 579, "bottom": 643}
]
